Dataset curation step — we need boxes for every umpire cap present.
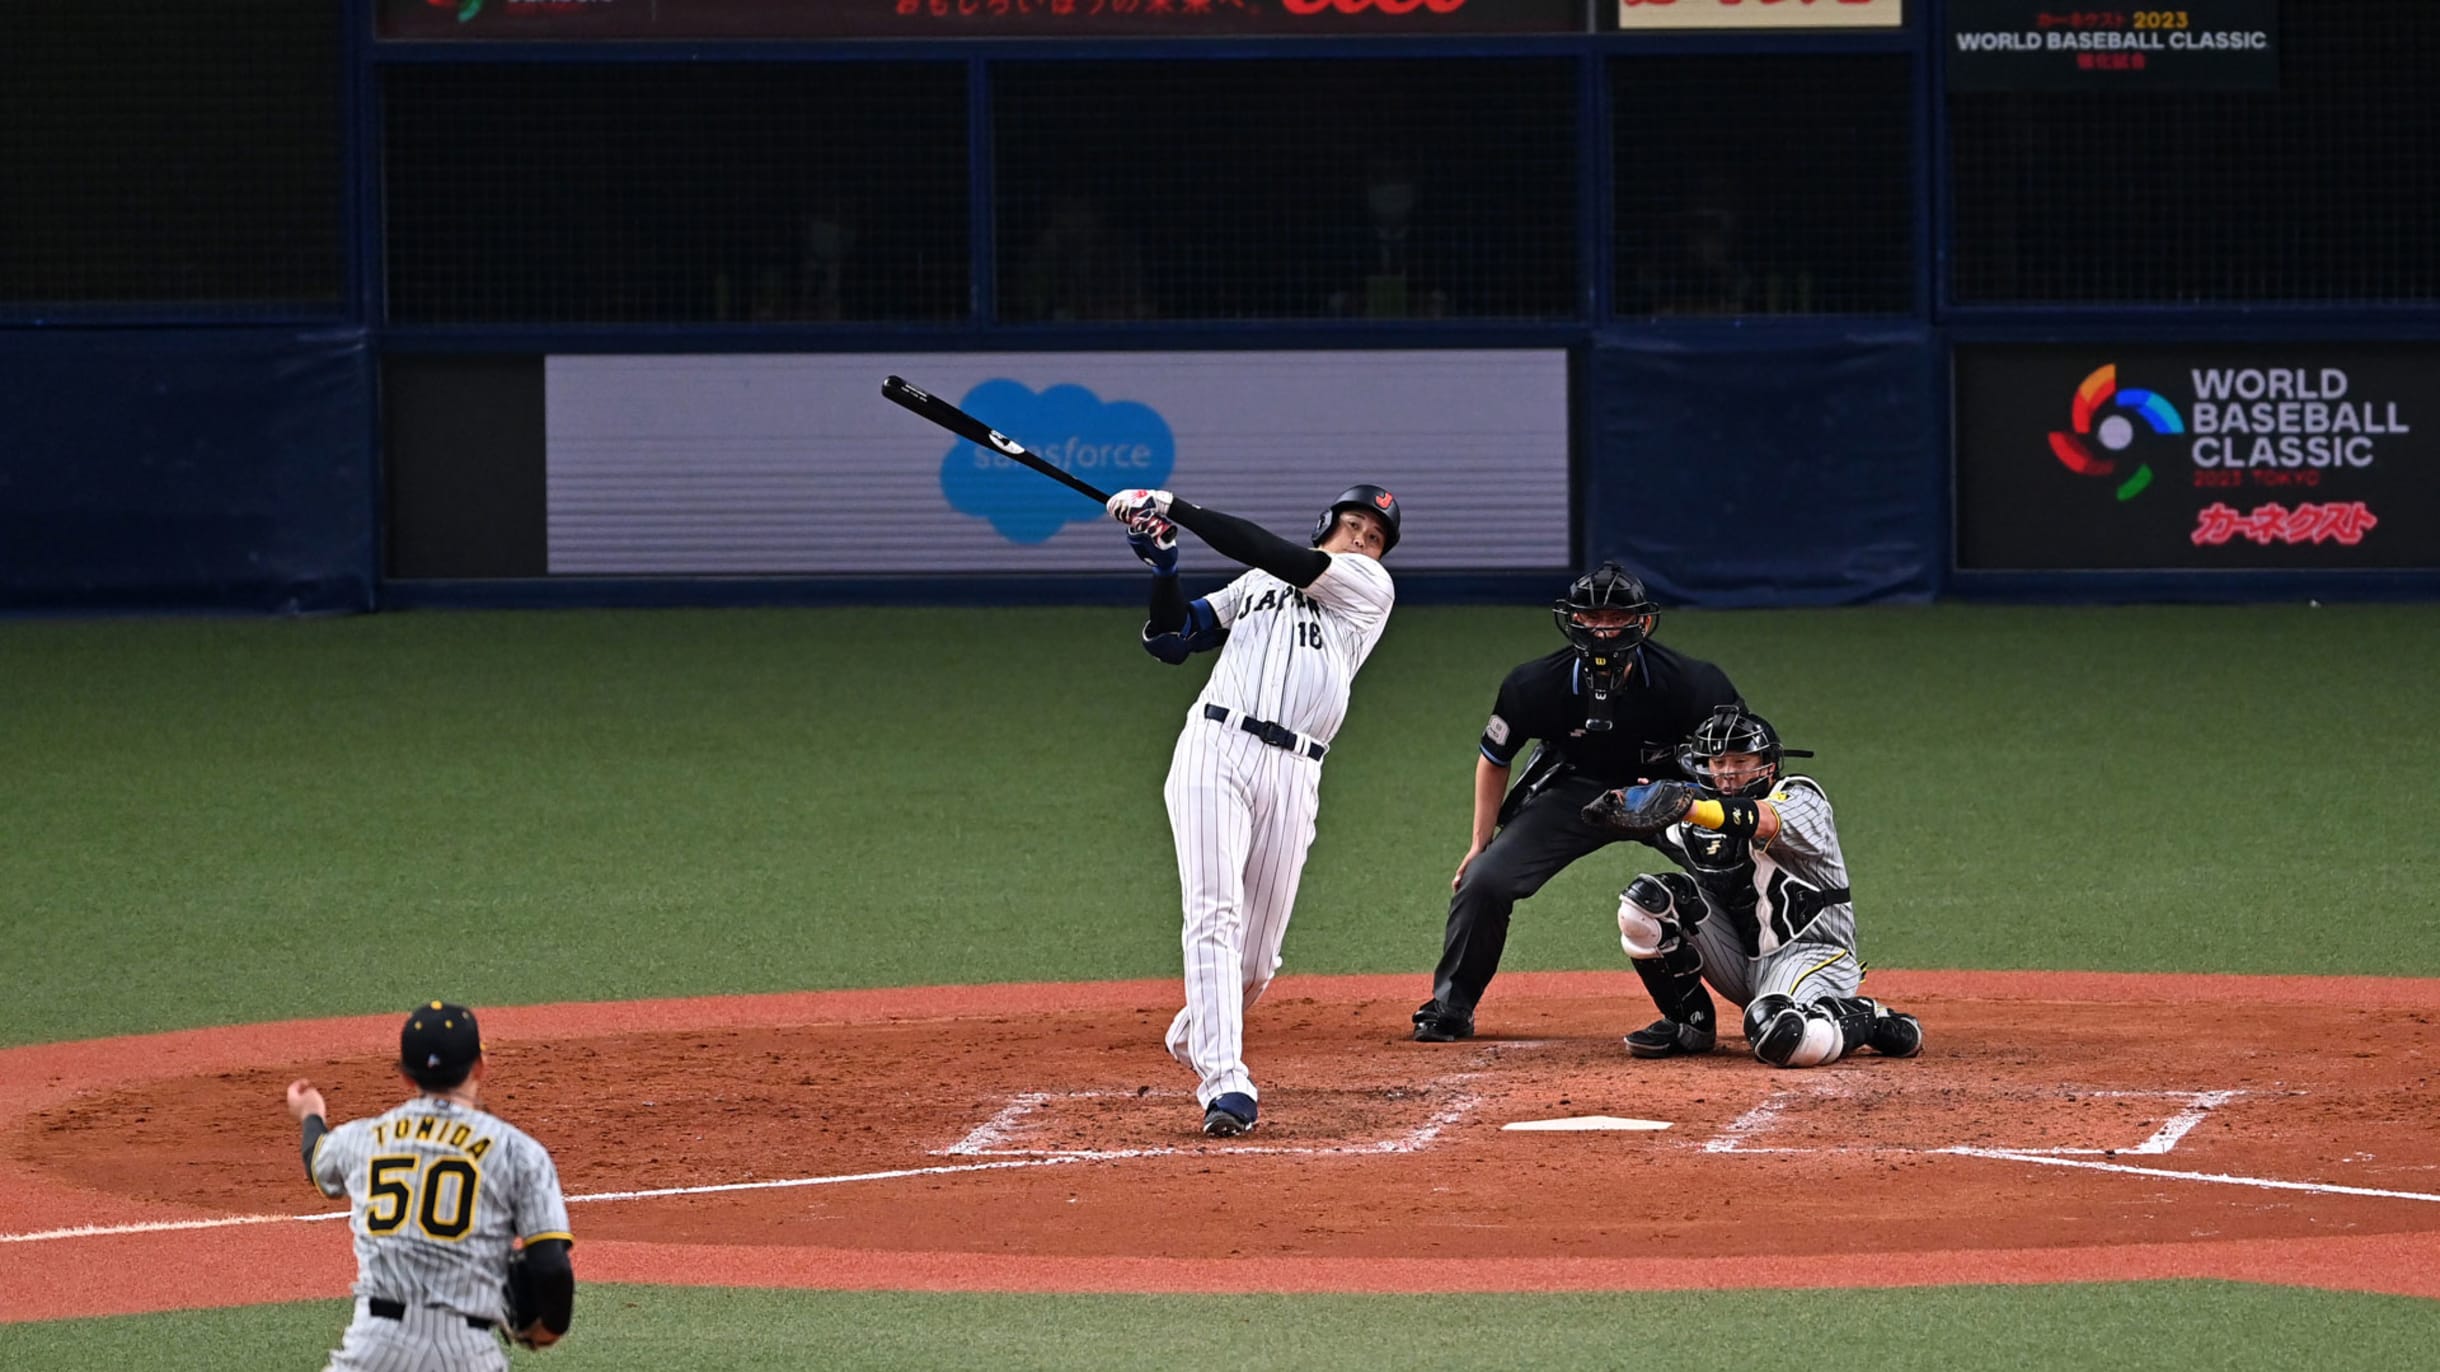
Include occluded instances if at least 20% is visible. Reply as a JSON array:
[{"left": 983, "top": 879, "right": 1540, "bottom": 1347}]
[
  {"left": 401, "top": 1001, "right": 483, "bottom": 1089},
  {"left": 1312, "top": 484, "right": 1401, "bottom": 554}
]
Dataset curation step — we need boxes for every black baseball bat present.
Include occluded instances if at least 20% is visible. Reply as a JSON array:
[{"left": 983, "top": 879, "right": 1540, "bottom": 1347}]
[{"left": 881, "top": 375, "right": 1111, "bottom": 505}]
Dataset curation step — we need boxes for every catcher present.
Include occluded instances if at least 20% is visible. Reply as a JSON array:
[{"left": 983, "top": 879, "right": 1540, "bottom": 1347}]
[
  {"left": 285, "top": 1001, "right": 575, "bottom": 1368},
  {"left": 1581, "top": 704, "right": 1922, "bottom": 1068}
]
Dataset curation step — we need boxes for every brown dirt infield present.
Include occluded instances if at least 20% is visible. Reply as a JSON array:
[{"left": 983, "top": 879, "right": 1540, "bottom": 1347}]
[{"left": 4, "top": 970, "right": 2439, "bottom": 1322}]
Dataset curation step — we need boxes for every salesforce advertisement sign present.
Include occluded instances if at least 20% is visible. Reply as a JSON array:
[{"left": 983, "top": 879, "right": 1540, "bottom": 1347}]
[
  {"left": 1954, "top": 344, "right": 2438, "bottom": 571},
  {"left": 545, "top": 351, "right": 1569, "bottom": 574}
]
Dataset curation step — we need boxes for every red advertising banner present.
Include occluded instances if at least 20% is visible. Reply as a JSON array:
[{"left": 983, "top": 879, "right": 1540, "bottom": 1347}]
[{"left": 378, "top": 0, "right": 1591, "bottom": 41}]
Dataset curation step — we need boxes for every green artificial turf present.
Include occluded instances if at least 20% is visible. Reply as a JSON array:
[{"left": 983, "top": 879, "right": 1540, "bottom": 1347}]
[
  {"left": 3, "top": 603, "right": 2434, "bottom": 1048},
  {"left": 4, "top": 1282, "right": 2436, "bottom": 1372}
]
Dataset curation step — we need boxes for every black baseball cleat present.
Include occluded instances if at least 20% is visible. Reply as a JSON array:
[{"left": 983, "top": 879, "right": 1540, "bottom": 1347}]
[
  {"left": 1867, "top": 1009, "right": 1924, "bottom": 1058},
  {"left": 1202, "top": 1092, "right": 1258, "bottom": 1137},
  {"left": 1624, "top": 1013, "right": 1717, "bottom": 1059},
  {"left": 1411, "top": 999, "right": 1473, "bottom": 1043}
]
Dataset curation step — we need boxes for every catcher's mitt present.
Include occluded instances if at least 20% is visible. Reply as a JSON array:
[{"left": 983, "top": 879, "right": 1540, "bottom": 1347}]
[{"left": 1581, "top": 781, "right": 1696, "bottom": 836}]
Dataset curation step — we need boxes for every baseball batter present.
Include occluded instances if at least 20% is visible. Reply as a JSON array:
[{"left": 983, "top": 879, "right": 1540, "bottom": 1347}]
[
  {"left": 1583, "top": 705, "right": 1923, "bottom": 1067},
  {"left": 1106, "top": 483, "right": 1399, "bottom": 1137},
  {"left": 284, "top": 1001, "right": 575, "bottom": 1369}
]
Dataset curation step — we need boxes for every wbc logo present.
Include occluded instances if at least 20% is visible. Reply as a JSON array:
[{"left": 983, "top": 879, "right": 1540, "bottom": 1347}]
[{"left": 2046, "top": 363, "right": 2184, "bottom": 502}]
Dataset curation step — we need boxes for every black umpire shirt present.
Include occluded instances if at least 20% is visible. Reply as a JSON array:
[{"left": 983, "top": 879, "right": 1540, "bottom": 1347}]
[{"left": 1478, "top": 643, "right": 1740, "bottom": 791}]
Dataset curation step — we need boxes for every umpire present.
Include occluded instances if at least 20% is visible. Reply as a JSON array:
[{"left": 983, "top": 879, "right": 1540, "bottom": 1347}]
[{"left": 1413, "top": 563, "right": 1740, "bottom": 1041}]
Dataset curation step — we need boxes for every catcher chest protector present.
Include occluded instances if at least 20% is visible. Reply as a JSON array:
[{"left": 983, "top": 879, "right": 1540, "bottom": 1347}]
[{"left": 1312, "top": 484, "right": 1401, "bottom": 553}]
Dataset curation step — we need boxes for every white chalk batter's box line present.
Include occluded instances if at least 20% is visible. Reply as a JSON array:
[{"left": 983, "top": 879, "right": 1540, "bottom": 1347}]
[
  {"left": 933, "top": 1086, "right": 1484, "bottom": 1161},
  {"left": 1699, "top": 1086, "right": 2247, "bottom": 1156}
]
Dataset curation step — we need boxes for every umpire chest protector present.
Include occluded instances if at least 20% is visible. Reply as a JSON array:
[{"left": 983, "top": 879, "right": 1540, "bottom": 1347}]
[{"left": 1480, "top": 642, "right": 1739, "bottom": 792}]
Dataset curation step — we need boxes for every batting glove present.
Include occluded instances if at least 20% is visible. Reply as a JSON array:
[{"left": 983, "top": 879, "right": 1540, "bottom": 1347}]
[
  {"left": 1127, "top": 518, "right": 1179, "bottom": 576},
  {"left": 1106, "top": 488, "right": 1174, "bottom": 532}
]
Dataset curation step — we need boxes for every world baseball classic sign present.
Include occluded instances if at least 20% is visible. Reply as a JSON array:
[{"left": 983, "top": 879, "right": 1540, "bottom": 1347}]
[
  {"left": 1954, "top": 345, "right": 2439, "bottom": 571},
  {"left": 1947, "top": 0, "right": 2278, "bottom": 91}
]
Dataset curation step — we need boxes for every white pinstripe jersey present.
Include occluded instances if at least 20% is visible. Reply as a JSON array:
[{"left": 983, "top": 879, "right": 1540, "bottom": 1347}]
[
  {"left": 1197, "top": 552, "right": 1395, "bottom": 743},
  {"left": 311, "top": 1096, "right": 573, "bottom": 1324},
  {"left": 1668, "top": 774, "right": 1856, "bottom": 957}
]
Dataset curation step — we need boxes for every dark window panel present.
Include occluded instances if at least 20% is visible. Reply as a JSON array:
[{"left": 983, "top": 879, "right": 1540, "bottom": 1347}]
[
  {"left": 0, "top": 1, "right": 341, "bottom": 310},
  {"left": 1948, "top": 1, "right": 2440, "bottom": 306},
  {"left": 383, "top": 65, "right": 969, "bottom": 325},
  {"left": 993, "top": 60, "right": 1580, "bottom": 323},
  {"left": 1611, "top": 54, "right": 1915, "bottom": 318}
]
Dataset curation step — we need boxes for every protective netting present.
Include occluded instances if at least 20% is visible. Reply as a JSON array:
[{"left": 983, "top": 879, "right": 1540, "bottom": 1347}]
[
  {"left": 1948, "top": 0, "right": 2440, "bottom": 305},
  {"left": 1610, "top": 53, "right": 1916, "bottom": 318},
  {"left": 0, "top": 0, "right": 341, "bottom": 312},
  {"left": 991, "top": 58, "right": 1579, "bottom": 322},
  {"left": 383, "top": 64, "right": 971, "bottom": 324}
]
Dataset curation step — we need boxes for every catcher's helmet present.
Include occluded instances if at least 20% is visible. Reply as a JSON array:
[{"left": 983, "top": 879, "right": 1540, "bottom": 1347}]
[
  {"left": 1312, "top": 484, "right": 1401, "bottom": 554},
  {"left": 1678, "top": 704, "right": 1813, "bottom": 798},
  {"left": 1553, "top": 562, "right": 1657, "bottom": 654}
]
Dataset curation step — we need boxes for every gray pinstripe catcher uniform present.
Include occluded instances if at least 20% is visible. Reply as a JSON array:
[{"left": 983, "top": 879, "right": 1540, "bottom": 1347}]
[
  {"left": 311, "top": 1097, "right": 572, "bottom": 1372},
  {"left": 1664, "top": 775, "right": 1864, "bottom": 1007},
  {"left": 1162, "top": 551, "right": 1395, "bottom": 1107}
]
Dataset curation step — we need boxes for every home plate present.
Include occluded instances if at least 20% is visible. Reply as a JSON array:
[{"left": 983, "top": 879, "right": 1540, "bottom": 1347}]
[{"left": 1502, "top": 1115, "right": 1672, "bottom": 1132}]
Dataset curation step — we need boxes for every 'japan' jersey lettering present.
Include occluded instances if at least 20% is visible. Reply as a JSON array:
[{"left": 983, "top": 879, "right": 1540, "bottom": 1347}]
[
  {"left": 1199, "top": 551, "right": 1394, "bottom": 744},
  {"left": 312, "top": 1097, "right": 572, "bottom": 1325}
]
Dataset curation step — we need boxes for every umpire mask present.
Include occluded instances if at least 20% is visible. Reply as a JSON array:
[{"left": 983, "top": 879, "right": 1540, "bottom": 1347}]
[{"left": 1554, "top": 563, "right": 1656, "bottom": 732}]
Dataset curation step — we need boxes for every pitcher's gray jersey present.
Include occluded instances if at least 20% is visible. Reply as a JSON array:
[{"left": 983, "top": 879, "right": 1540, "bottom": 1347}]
[
  {"left": 311, "top": 1096, "right": 573, "bottom": 1324},
  {"left": 1663, "top": 775, "right": 1862, "bottom": 1005}
]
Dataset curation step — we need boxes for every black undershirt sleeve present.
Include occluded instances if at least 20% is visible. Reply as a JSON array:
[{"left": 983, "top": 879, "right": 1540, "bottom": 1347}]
[
  {"left": 521, "top": 1238, "right": 576, "bottom": 1335},
  {"left": 299, "top": 1115, "right": 328, "bottom": 1178},
  {"left": 1168, "top": 500, "right": 1330, "bottom": 588},
  {"left": 1147, "top": 568, "right": 1189, "bottom": 633}
]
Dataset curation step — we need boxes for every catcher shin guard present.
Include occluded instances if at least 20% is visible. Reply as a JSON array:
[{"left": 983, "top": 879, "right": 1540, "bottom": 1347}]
[
  {"left": 1746, "top": 994, "right": 1836, "bottom": 1068},
  {"left": 1748, "top": 996, "right": 1883, "bottom": 1069},
  {"left": 1616, "top": 873, "right": 1703, "bottom": 957},
  {"left": 1621, "top": 875, "right": 1714, "bottom": 1056}
]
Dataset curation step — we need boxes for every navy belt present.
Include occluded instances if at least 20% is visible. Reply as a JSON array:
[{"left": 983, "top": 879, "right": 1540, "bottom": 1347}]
[
  {"left": 369, "top": 1297, "right": 494, "bottom": 1331},
  {"left": 1203, "top": 704, "right": 1327, "bottom": 760}
]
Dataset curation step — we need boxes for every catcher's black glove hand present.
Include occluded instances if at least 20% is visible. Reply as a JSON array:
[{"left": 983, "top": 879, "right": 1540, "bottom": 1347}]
[{"left": 1581, "top": 781, "right": 1696, "bottom": 836}]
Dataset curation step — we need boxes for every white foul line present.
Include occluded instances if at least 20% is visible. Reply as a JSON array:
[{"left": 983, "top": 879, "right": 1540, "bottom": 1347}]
[
  {"left": 0, "top": 1156, "right": 1091, "bottom": 1246},
  {"left": 1944, "top": 1148, "right": 2440, "bottom": 1203}
]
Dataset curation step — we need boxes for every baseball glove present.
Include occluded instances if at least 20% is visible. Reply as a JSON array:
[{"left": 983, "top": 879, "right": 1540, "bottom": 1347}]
[
  {"left": 1581, "top": 781, "right": 1696, "bottom": 837},
  {"left": 500, "top": 1252, "right": 556, "bottom": 1350}
]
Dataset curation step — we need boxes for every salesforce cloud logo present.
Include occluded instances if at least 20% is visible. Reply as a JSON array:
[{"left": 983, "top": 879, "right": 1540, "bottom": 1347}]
[{"left": 938, "top": 380, "right": 1175, "bottom": 543}]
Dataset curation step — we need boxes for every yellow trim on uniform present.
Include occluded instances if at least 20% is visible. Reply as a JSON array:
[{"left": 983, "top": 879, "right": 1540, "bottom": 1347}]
[
  {"left": 523, "top": 1231, "right": 575, "bottom": 1246},
  {"left": 1784, "top": 948, "right": 1852, "bottom": 997}
]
